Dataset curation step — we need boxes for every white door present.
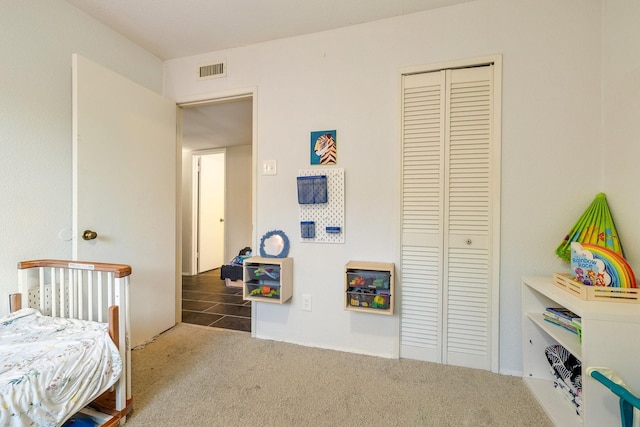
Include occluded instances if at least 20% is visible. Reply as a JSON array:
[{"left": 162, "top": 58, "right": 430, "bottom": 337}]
[
  {"left": 198, "top": 152, "right": 225, "bottom": 272},
  {"left": 72, "top": 54, "right": 177, "bottom": 347},
  {"left": 400, "top": 62, "right": 500, "bottom": 371}
]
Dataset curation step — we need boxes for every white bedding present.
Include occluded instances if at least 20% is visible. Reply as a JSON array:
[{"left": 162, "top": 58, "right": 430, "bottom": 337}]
[{"left": 0, "top": 308, "right": 122, "bottom": 427}]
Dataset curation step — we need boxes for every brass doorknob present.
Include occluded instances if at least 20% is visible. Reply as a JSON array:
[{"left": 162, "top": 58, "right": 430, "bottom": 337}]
[{"left": 82, "top": 230, "right": 98, "bottom": 240}]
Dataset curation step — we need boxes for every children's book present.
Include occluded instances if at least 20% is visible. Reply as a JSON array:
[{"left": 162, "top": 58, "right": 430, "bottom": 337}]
[
  {"left": 543, "top": 315, "right": 578, "bottom": 334},
  {"left": 571, "top": 242, "right": 611, "bottom": 286},
  {"left": 545, "top": 307, "right": 580, "bottom": 322}
]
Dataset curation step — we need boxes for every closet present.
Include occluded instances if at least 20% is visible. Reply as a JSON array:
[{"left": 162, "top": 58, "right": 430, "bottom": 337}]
[{"left": 399, "top": 60, "right": 501, "bottom": 371}]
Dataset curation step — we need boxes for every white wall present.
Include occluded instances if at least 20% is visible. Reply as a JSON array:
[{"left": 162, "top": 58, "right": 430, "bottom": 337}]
[
  {"left": 602, "top": 1, "right": 640, "bottom": 271},
  {"left": 225, "top": 145, "right": 253, "bottom": 261},
  {"left": 165, "top": 0, "right": 608, "bottom": 372},
  {"left": 0, "top": 0, "right": 164, "bottom": 314}
]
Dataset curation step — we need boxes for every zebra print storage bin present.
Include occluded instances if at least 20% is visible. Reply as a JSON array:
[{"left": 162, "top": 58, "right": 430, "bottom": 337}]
[{"left": 297, "top": 175, "right": 327, "bottom": 204}]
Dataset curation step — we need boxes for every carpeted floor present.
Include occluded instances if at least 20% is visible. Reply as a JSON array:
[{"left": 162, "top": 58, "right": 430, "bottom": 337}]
[{"left": 125, "top": 323, "right": 553, "bottom": 427}]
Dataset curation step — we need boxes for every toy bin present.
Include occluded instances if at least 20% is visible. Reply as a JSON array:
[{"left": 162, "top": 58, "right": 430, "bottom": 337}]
[
  {"left": 246, "top": 264, "right": 280, "bottom": 281},
  {"left": 346, "top": 270, "right": 391, "bottom": 289},
  {"left": 553, "top": 273, "right": 640, "bottom": 303},
  {"left": 346, "top": 287, "right": 390, "bottom": 309}
]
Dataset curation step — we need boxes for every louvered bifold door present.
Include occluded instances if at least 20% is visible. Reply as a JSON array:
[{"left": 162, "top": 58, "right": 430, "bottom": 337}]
[
  {"left": 443, "top": 66, "right": 494, "bottom": 370},
  {"left": 400, "top": 65, "right": 496, "bottom": 371},
  {"left": 400, "top": 71, "right": 446, "bottom": 363}
]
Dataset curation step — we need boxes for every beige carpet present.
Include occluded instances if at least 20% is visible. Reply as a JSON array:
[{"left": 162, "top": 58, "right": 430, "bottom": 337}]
[{"left": 125, "top": 323, "right": 553, "bottom": 427}]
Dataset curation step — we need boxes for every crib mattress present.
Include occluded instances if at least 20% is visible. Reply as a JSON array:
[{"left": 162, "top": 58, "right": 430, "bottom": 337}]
[{"left": 0, "top": 308, "right": 122, "bottom": 427}]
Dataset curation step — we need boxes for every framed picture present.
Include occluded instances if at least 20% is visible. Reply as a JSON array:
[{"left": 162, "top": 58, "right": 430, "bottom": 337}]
[{"left": 310, "top": 130, "right": 337, "bottom": 165}]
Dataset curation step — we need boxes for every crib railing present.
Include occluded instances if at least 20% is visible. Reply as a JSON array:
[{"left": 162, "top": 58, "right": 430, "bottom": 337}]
[
  {"left": 16, "top": 259, "right": 132, "bottom": 418},
  {"left": 17, "top": 259, "right": 131, "bottom": 322}
]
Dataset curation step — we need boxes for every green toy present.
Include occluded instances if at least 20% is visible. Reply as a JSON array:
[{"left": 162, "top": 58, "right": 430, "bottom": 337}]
[{"left": 372, "top": 295, "right": 386, "bottom": 308}]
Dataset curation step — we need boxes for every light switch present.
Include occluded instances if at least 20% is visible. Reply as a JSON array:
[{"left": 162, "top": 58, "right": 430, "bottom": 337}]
[
  {"left": 302, "top": 294, "right": 312, "bottom": 311},
  {"left": 263, "top": 160, "right": 277, "bottom": 175}
]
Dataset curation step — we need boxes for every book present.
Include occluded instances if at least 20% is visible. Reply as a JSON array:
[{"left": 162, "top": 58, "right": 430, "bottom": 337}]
[
  {"left": 545, "top": 307, "right": 580, "bottom": 322},
  {"left": 543, "top": 307, "right": 580, "bottom": 335},
  {"left": 543, "top": 314, "right": 578, "bottom": 334}
]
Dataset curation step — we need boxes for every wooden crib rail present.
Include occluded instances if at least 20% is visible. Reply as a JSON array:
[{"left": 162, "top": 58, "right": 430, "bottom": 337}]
[
  {"left": 9, "top": 293, "right": 22, "bottom": 312},
  {"left": 18, "top": 259, "right": 132, "bottom": 278},
  {"left": 17, "top": 259, "right": 132, "bottom": 323}
]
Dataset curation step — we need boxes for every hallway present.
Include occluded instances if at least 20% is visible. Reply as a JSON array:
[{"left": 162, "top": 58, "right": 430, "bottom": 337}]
[{"left": 181, "top": 268, "right": 251, "bottom": 332}]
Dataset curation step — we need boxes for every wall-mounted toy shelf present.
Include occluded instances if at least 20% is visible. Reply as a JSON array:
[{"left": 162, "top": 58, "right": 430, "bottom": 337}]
[
  {"left": 243, "top": 257, "right": 293, "bottom": 304},
  {"left": 344, "top": 261, "right": 394, "bottom": 315}
]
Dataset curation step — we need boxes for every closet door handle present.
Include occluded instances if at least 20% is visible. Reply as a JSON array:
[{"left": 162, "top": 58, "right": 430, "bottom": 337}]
[{"left": 466, "top": 239, "right": 472, "bottom": 245}]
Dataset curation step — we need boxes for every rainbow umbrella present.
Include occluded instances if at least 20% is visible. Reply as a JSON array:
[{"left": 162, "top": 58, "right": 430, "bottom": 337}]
[{"left": 556, "top": 193, "right": 623, "bottom": 263}]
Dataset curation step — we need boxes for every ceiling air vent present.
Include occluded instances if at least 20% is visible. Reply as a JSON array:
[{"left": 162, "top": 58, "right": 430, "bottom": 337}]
[{"left": 198, "top": 60, "right": 226, "bottom": 80}]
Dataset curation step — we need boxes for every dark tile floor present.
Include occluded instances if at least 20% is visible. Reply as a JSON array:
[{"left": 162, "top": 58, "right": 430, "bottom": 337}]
[{"left": 181, "top": 268, "right": 251, "bottom": 332}]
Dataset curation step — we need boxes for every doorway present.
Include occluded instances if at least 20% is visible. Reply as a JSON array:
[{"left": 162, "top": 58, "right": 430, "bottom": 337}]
[
  {"left": 179, "top": 96, "right": 254, "bottom": 275},
  {"left": 179, "top": 92, "right": 255, "bottom": 332}
]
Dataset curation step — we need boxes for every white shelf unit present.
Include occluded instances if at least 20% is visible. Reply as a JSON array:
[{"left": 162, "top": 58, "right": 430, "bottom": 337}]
[
  {"left": 522, "top": 276, "right": 640, "bottom": 427},
  {"left": 243, "top": 257, "right": 292, "bottom": 304}
]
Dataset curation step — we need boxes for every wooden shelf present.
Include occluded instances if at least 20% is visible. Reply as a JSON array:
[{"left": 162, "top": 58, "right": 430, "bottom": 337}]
[
  {"left": 344, "top": 261, "right": 394, "bottom": 315},
  {"left": 243, "top": 257, "right": 292, "bottom": 304}
]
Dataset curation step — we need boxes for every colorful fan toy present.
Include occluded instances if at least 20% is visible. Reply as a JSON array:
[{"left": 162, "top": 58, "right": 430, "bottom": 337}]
[
  {"left": 556, "top": 193, "right": 623, "bottom": 263},
  {"left": 570, "top": 242, "right": 636, "bottom": 288}
]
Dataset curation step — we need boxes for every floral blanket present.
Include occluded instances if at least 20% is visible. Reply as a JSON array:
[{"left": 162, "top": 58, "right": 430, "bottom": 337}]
[{"left": 0, "top": 308, "right": 122, "bottom": 427}]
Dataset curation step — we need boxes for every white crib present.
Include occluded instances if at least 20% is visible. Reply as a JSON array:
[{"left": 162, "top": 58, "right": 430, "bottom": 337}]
[{"left": 8, "top": 259, "right": 133, "bottom": 426}]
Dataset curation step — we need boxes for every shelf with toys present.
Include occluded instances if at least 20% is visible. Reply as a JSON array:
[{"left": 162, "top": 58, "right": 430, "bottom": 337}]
[
  {"left": 344, "top": 261, "right": 394, "bottom": 315},
  {"left": 523, "top": 193, "right": 640, "bottom": 426},
  {"left": 243, "top": 257, "right": 293, "bottom": 304}
]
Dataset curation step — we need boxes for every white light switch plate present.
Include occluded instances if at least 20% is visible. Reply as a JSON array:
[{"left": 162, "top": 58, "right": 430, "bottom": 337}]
[
  {"left": 302, "top": 294, "right": 312, "bottom": 311},
  {"left": 263, "top": 160, "right": 277, "bottom": 175}
]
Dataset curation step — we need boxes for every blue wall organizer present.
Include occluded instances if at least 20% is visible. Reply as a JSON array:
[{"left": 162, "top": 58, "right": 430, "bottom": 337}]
[
  {"left": 296, "top": 175, "right": 327, "bottom": 204},
  {"left": 300, "top": 221, "right": 315, "bottom": 239},
  {"left": 298, "top": 168, "right": 344, "bottom": 244}
]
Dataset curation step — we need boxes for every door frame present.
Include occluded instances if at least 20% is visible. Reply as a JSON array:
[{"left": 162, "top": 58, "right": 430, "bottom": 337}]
[
  {"left": 177, "top": 87, "right": 258, "bottom": 331},
  {"left": 191, "top": 148, "right": 226, "bottom": 274}
]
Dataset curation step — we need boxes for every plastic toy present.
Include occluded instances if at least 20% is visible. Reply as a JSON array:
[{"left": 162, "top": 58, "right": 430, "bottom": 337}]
[
  {"left": 254, "top": 265, "right": 279, "bottom": 279},
  {"left": 230, "top": 247, "right": 252, "bottom": 265},
  {"left": 587, "top": 368, "right": 640, "bottom": 427},
  {"left": 372, "top": 295, "right": 386, "bottom": 308},
  {"left": 249, "top": 285, "right": 279, "bottom": 298},
  {"left": 373, "top": 278, "right": 389, "bottom": 288},
  {"left": 556, "top": 193, "right": 623, "bottom": 263},
  {"left": 350, "top": 276, "right": 365, "bottom": 286}
]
